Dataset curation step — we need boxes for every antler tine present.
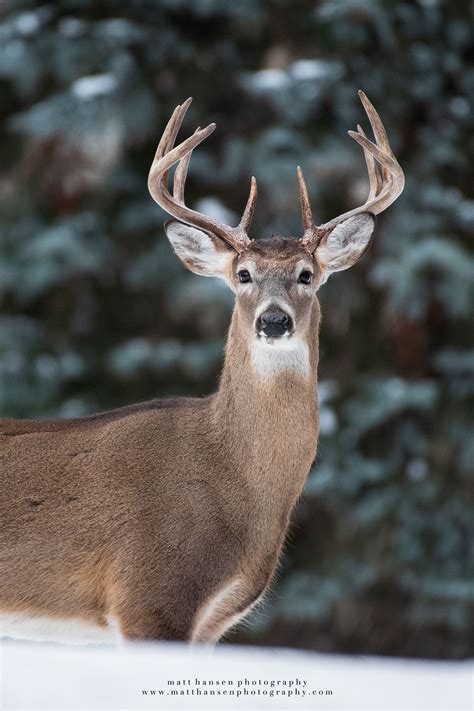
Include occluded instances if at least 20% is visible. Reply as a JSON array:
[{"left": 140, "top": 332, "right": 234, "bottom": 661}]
[
  {"left": 239, "top": 176, "right": 258, "bottom": 232},
  {"left": 300, "top": 91, "right": 404, "bottom": 251},
  {"left": 149, "top": 123, "right": 216, "bottom": 194},
  {"left": 348, "top": 129, "right": 404, "bottom": 210},
  {"left": 357, "top": 124, "right": 382, "bottom": 200},
  {"left": 297, "top": 166, "right": 327, "bottom": 249},
  {"left": 155, "top": 104, "right": 184, "bottom": 158},
  {"left": 297, "top": 166, "right": 314, "bottom": 234},
  {"left": 173, "top": 150, "right": 193, "bottom": 205},
  {"left": 173, "top": 126, "right": 200, "bottom": 204},
  {"left": 358, "top": 90, "right": 394, "bottom": 158},
  {"left": 157, "top": 98, "right": 193, "bottom": 190},
  {"left": 149, "top": 100, "right": 253, "bottom": 253},
  {"left": 359, "top": 90, "right": 393, "bottom": 183}
]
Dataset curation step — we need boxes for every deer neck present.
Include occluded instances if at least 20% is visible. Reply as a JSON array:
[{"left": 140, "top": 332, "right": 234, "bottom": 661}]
[{"left": 211, "top": 301, "right": 320, "bottom": 512}]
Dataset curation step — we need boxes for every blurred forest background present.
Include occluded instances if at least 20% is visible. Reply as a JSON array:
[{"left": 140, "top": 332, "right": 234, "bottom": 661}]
[{"left": 0, "top": 0, "right": 473, "bottom": 658}]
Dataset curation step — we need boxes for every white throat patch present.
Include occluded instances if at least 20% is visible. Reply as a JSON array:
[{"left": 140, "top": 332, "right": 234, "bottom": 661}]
[{"left": 250, "top": 336, "right": 310, "bottom": 379}]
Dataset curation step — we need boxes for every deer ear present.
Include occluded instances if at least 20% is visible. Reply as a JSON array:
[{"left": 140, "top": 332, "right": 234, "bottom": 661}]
[
  {"left": 165, "top": 220, "right": 235, "bottom": 279},
  {"left": 316, "top": 213, "right": 376, "bottom": 282}
]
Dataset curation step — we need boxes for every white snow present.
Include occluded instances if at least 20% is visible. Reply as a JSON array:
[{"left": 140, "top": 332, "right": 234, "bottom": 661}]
[
  {"left": 71, "top": 74, "right": 118, "bottom": 100},
  {"left": 319, "top": 406, "right": 338, "bottom": 435},
  {"left": 0, "top": 640, "right": 471, "bottom": 710},
  {"left": 246, "top": 69, "right": 289, "bottom": 91},
  {"left": 15, "top": 12, "right": 40, "bottom": 36},
  {"left": 318, "top": 379, "right": 339, "bottom": 405},
  {"left": 245, "top": 60, "right": 343, "bottom": 94},
  {"left": 406, "top": 457, "right": 429, "bottom": 481},
  {"left": 290, "top": 60, "right": 331, "bottom": 81}
]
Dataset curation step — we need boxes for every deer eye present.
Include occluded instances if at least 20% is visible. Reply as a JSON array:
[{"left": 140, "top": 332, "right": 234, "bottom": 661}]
[
  {"left": 298, "top": 270, "right": 313, "bottom": 285},
  {"left": 238, "top": 269, "right": 252, "bottom": 284}
]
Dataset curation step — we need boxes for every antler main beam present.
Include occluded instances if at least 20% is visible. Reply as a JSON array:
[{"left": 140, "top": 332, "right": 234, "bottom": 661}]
[
  {"left": 300, "top": 90, "right": 405, "bottom": 252},
  {"left": 148, "top": 98, "right": 256, "bottom": 253}
]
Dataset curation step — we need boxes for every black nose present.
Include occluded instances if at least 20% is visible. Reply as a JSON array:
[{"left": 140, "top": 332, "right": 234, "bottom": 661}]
[{"left": 259, "top": 310, "right": 293, "bottom": 338}]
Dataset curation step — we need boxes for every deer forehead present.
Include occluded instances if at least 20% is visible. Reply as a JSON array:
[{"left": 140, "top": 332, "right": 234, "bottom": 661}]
[
  {"left": 240, "top": 235, "right": 311, "bottom": 259},
  {"left": 234, "top": 237, "right": 317, "bottom": 279}
]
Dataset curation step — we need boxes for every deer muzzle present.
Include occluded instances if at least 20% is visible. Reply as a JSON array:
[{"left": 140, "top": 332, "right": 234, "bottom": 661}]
[{"left": 257, "top": 310, "right": 293, "bottom": 338}]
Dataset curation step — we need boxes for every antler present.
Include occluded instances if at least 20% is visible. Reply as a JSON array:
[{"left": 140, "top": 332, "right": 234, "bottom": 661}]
[
  {"left": 300, "top": 90, "right": 405, "bottom": 252},
  {"left": 148, "top": 98, "right": 256, "bottom": 253}
]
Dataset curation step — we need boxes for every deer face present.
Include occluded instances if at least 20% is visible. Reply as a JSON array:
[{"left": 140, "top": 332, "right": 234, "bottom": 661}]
[
  {"left": 234, "top": 238, "right": 316, "bottom": 341},
  {"left": 165, "top": 214, "right": 375, "bottom": 344}
]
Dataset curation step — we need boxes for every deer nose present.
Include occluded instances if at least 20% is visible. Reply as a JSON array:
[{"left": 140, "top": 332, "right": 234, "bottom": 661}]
[{"left": 258, "top": 310, "right": 293, "bottom": 338}]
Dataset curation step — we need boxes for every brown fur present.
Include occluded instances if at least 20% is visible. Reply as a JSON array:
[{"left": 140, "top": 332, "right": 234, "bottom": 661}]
[
  {"left": 1, "top": 88, "right": 400, "bottom": 642},
  {"left": 0, "top": 236, "right": 321, "bottom": 642}
]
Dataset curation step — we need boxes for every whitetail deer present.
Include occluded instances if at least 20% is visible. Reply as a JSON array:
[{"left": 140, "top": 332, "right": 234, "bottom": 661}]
[{"left": 0, "top": 91, "right": 403, "bottom": 645}]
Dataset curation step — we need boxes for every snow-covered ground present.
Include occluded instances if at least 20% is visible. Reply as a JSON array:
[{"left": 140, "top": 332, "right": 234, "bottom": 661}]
[{"left": 1, "top": 639, "right": 471, "bottom": 710}]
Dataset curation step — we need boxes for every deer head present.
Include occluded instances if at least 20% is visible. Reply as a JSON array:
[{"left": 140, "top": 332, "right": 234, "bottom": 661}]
[{"left": 148, "top": 91, "right": 404, "bottom": 347}]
